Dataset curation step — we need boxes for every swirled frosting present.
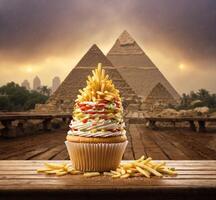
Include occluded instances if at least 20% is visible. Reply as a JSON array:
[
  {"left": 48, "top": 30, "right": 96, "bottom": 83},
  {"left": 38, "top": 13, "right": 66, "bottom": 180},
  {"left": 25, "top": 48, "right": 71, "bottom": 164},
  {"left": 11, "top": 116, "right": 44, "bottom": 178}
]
[
  {"left": 68, "top": 101, "right": 125, "bottom": 138},
  {"left": 67, "top": 129, "right": 126, "bottom": 138}
]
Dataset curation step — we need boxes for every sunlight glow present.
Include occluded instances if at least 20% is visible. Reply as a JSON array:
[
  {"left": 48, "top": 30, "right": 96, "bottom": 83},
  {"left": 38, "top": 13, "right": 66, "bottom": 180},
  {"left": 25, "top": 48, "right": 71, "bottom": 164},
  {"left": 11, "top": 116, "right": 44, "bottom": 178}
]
[
  {"left": 26, "top": 67, "right": 33, "bottom": 73},
  {"left": 179, "top": 64, "right": 185, "bottom": 70}
]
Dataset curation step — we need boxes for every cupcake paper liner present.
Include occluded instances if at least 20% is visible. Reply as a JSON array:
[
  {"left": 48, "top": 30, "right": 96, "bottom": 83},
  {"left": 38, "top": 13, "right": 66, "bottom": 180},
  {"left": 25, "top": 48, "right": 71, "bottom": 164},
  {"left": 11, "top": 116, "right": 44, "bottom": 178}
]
[{"left": 65, "top": 140, "right": 128, "bottom": 172}]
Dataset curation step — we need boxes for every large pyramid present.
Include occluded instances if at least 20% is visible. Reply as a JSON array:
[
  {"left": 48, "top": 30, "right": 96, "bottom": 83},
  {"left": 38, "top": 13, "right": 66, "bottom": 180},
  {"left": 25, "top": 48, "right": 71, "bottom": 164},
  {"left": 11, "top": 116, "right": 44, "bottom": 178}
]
[
  {"left": 107, "top": 31, "right": 180, "bottom": 105},
  {"left": 35, "top": 44, "right": 140, "bottom": 113}
]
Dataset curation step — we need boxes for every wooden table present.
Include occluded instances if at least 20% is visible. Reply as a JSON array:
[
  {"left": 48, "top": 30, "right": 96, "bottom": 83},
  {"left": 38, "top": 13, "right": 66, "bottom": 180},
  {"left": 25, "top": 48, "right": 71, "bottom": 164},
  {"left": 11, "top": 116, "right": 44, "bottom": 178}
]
[{"left": 0, "top": 160, "right": 216, "bottom": 200}]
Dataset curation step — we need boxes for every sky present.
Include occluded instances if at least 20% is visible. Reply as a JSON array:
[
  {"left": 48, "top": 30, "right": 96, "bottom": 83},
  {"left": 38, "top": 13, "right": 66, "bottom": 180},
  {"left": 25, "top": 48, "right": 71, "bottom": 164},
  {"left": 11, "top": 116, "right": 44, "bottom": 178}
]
[{"left": 0, "top": 0, "right": 216, "bottom": 94}]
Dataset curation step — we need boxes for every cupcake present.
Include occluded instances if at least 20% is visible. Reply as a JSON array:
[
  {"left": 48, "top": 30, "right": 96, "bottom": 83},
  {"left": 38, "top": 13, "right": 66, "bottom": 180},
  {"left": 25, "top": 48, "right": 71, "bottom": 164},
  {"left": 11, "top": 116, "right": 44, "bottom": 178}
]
[{"left": 65, "top": 63, "right": 128, "bottom": 172}]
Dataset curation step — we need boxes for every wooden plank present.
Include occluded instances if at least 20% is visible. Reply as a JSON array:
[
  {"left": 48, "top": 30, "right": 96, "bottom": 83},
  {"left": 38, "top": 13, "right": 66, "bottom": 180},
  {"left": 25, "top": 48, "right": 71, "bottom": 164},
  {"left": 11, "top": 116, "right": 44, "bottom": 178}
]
[
  {"left": 51, "top": 148, "right": 69, "bottom": 160},
  {"left": 145, "top": 129, "right": 189, "bottom": 160},
  {"left": 1, "top": 170, "right": 216, "bottom": 175},
  {"left": 136, "top": 125, "right": 168, "bottom": 160},
  {"left": 6, "top": 147, "right": 52, "bottom": 160},
  {"left": 129, "top": 124, "right": 146, "bottom": 159},
  {"left": 1, "top": 174, "right": 216, "bottom": 179},
  {"left": 0, "top": 129, "right": 66, "bottom": 160},
  {"left": 1, "top": 160, "right": 215, "bottom": 163},
  {"left": 159, "top": 130, "right": 205, "bottom": 160},
  {"left": 1, "top": 166, "right": 216, "bottom": 171},
  {"left": 123, "top": 121, "right": 135, "bottom": 160},
  {"left": 0, "top": 178, "right": 216, "bottom": 188},
  {"left": 31, "top": 144, "right": 66, "bottom": 160},
  {"left": 169, "top": 129, "right": 216, "bottom": 159}
]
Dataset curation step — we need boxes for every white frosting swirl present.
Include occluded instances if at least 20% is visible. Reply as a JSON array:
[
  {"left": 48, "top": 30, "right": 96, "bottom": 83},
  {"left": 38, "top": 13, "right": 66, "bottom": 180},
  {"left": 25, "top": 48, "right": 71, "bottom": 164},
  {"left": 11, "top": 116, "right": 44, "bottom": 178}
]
[
  {"left": 69, "top": 120, "right": 125, "bottom": 132},
  {"left": 67, "top": 129, "right": 126, "bottom": 138}
]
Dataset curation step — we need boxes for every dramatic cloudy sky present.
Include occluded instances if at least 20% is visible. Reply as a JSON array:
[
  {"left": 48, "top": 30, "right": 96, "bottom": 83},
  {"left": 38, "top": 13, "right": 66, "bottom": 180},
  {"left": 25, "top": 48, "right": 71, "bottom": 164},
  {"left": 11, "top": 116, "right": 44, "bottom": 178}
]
[{"left": 0, "top": 0, "right": 216, "bottom": 94}]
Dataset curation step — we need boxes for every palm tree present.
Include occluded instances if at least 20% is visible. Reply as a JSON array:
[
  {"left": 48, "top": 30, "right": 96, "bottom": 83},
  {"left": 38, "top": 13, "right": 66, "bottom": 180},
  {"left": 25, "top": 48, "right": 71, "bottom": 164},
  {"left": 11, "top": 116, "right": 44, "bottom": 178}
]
[
  {"left": 197, "top": 89, "right": 210, "bottom": 100},
  {"left": 38, "top": 86, "right": 51, "bottom": 96}
]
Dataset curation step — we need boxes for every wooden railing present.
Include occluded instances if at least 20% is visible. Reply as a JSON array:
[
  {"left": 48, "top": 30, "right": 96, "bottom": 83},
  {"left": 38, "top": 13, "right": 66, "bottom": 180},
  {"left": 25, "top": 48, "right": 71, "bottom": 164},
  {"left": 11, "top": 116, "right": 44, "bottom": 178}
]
[
  {"left": 1, "top": 111, "right": 216, "bottom": 138},
  {"left": 125, "top": 111, "right": 216, "bottom": 132},
  {"left": 0, "top": 113, "right": 72, "bottom": 138},
  {"left": 145, "top": 116, "right": 216, "bottom": 132}
]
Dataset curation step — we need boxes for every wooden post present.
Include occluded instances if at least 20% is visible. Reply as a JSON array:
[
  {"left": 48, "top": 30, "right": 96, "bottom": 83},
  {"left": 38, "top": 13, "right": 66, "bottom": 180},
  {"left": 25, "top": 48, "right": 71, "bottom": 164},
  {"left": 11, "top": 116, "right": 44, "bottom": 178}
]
[
  {"left": 171, "top": 121, "right": 176, "bottom": 127},
  {"left": 198, "top": 120, "right": 206, "bottom": 132},
  {"left": 148, "top": 120, "right": 157, "bottom": 130},
  {"left": 62, "top": 117, "right": 67, "bottom": 123},
  {"left": 189, "top": 120, "right": 196, "bottom": 132},
  {"left": 42, "top": 118, "right": 52, "bottom": 131},
  {"left": 1, "top": 120, "right": 16, "bottom": 138},
  {"left": 16, "top": 120, "right": 25, "bottom": 136}
]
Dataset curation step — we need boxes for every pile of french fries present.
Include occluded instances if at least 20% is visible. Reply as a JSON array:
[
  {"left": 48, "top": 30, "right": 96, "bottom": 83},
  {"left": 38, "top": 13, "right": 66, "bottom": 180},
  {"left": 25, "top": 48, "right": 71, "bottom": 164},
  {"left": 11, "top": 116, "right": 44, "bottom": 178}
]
[
  {"left": 76, "top": 63, "right": 121, "bottom": 102},
  {"left": 108, "top": 156, "right": 177, "bottom": 178},
  {"left": 37, "top": 156, "right": 177, "bottom": 178}
]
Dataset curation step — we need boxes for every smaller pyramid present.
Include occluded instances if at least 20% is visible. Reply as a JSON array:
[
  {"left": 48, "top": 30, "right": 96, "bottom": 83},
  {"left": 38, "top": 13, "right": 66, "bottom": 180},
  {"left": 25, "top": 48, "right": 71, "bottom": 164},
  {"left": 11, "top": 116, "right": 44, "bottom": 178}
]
[
  {"left": 146, "top": 83, "right": 177, "bottom": 103},
  {"left": 142, "top": 83, "right": 177, "bottom": 110}
]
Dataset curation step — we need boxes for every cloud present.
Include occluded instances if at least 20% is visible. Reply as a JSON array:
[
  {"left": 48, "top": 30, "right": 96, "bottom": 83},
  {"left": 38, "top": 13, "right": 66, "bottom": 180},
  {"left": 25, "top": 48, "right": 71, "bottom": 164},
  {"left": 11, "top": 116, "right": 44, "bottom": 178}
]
[{"left": 0, "top": 0, "right": 216, "bottom": 93}]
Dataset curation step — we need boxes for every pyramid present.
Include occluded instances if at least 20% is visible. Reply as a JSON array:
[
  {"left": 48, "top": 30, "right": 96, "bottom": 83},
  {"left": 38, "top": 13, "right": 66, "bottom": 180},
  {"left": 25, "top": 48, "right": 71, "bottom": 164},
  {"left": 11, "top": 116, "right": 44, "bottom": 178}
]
[
  {"left": 35, "top": 44, "right": 140, "bottom": 113},
  {"left": 143, "top": 83, "right": 178, "bottom": 109},
  {"left": 107, "top": 31, "right": 180, "bottom": 105}
]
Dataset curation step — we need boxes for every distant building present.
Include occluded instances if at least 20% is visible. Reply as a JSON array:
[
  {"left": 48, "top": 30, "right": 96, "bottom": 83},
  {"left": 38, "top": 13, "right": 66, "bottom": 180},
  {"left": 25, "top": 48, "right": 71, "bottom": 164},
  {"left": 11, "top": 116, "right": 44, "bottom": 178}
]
[
  {"left": 21, "top": 80, "right": 30, "bottom": 90},
  {"left": 52, "top": 76, "right": 61, "bottom": 94},
  {"left": 33, "top": 76, "right": 41, "bottom": 91}
]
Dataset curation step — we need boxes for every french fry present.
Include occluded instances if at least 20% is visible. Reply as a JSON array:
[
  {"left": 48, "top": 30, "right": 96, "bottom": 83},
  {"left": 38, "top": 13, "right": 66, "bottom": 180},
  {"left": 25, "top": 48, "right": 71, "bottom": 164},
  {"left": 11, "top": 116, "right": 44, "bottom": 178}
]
[
  {"left": 120, "top": 163, "right": 134, "bottom": 169},
  {"left": 126, "top": 169, "right": 133, "bottom": 174},
  {"left": 154, "top": 162, "right": 166, "bottom": 170},
  {"left": 101, "top": 82, "right": 105, "bottom": 92},
  {"left": 111, "top": 170, "right": 121, "bottom": 176},
  {"left": 137, "top": 155, "right": 145, "bottom": 162},
  {"left": 37, "top": 168, "right": 51, "bottom": 173},
  {"left": 158, "top": 167, "right": 177, "bottom": 175},
  {"left": 45, "top": 170, "right": 62, "bottom": 174},
  {"left": 136, "top": 166, "right": 150, "bottom": 178},
  {"left": 83, "top": 172, "right": 100, "bottom": 177},
  {"left": 56, "top": 171, "right": 68, "bottom": 176},
  {"left": 136, "top": 163, "right": 162, "bottom": 177},
  {"left": 120, "top": 169, "right": 126, "bottom": 175},
  {"left": 120, "top": 173, "right": 130, "bottom": 179},
  {"left": 112, "top": 174, "right": 121, "bottom": 178},
  {"left": 116, "top": 168, "right": 122, "bottom": 173},
  {"left": 66, "top": 166, "right": 74, "bottom": 173},
  {"left": 103, "top": 172, "right": 113, "bottom": 176},
  {"left": 96, "top": 91, "right": 104, "bottom": 96},
  {"left": 44, "top": 163, "right": 66, "bottom": 170},
  {"left": 142, "top": 157, "right": 152, "bottom": 164},
  {"left": 70, "top": 170, "right": 82, "bottom": 175}
]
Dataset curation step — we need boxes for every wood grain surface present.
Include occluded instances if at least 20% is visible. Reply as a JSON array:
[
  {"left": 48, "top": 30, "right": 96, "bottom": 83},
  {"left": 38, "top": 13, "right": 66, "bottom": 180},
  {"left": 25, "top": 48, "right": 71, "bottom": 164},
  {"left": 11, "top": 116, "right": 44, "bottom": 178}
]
[
  {"left": 1, "top": 125, "right": 216, "bottom": 160},
  {"left": 0, "top": 160, "right": 215, "bottom": 200}
]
